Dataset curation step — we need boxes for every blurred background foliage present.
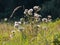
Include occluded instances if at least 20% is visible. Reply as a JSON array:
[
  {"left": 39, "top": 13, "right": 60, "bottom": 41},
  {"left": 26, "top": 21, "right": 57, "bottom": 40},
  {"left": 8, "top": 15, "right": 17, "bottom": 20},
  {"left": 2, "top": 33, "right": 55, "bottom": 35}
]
[{"left": 0, "top": 0, "right": 60, "bottom": 20}]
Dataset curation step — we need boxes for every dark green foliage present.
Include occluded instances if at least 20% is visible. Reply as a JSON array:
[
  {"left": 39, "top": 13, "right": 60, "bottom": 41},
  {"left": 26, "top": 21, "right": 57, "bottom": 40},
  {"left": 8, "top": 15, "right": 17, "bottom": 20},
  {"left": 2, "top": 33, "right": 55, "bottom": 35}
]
[
  {"left": 53, "top": 34, "right": 60, "bottom": 45},
  {"left": 40, "top": 0, "right": 60, "bottom": 19},
  {"left": 0, "top": 0, "right": 60, "bottom": 20}
]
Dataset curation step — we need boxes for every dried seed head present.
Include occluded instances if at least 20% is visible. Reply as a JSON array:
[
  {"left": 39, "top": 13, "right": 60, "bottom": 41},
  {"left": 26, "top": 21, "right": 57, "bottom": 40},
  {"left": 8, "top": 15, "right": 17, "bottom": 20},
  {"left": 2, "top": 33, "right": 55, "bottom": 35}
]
[
  {"left": 4, "top": 18, "right": 7, "bottom": 21},
  {"left": 28, "top": 9, "right": 33, "bottom": 15},
  {"left": 47, "top": 15, "right": 52, "bottom": 19},
  {"left": 48, "top": 19, "right": 52, "bottom": 22},
  {"left": 24, "top": 9, "right": 28, "bottom": 15},
  {"left": 42, "top": 18, "right": 48, "bottom": 23},
  {"left": 11, "top": 30, "right": 16, "bottom": 34},
  {"left": 33, "top": 6, "right": 41, "bottom": 12},
  {"left": 34, "top": 13, "right": 41, "bottom": 18},
  {"left": 14, "top": 21, "right": 19, "bottom": 28}
]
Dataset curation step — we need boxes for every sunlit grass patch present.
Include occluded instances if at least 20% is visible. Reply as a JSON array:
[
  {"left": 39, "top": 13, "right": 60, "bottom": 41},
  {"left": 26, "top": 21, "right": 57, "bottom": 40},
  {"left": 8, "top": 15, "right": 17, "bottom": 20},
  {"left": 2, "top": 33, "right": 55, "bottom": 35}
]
[{"left": 0, "top": 20, "right": 60, "bottom": 45}]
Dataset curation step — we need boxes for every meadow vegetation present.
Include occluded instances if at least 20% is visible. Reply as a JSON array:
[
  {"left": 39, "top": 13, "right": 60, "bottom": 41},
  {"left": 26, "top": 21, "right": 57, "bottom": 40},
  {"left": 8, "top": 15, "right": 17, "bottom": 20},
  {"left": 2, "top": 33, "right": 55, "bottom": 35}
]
[
  {"left": 0, "top": 19, "right": 60, "bottom": 45},
  {"left": 0, "top": 6, "right": 60, "bottom": 45}
]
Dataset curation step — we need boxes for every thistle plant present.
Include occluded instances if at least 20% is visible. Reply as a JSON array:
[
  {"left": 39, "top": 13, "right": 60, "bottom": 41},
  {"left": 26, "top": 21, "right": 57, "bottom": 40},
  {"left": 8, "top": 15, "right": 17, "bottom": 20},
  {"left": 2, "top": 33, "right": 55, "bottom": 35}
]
[
  {"left": 47, "top": 15, "right": 52, "bottom": 22},
  {"left": 24, "top": 6, "right": 42, "bottom": 24}
]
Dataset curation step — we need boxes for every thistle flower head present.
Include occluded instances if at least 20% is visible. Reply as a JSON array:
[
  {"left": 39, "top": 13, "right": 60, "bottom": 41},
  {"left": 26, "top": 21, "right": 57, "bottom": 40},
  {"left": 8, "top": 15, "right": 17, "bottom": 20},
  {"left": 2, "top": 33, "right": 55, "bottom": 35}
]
[
  {"left": 11, "top": 30, "right": 16, "bottom": 34},
  {"left": 42, "top": 18, "right": 48, "bottom": 23},
  {"left": 10, "top": 30, "right": 16, "bottom": 38},
  {"left": 15, "top": 21, "right": 18, "bottom": 24},
  {"left": 20, "top": 18, "right": 24, "bottom": 22},
  {"left": 33, "top": 6, "right": 41, "bottom": 12},
  {"left": 4, "top": 18, "right": 7, "bottom": 22},
  {"left": 33, "top": 6, "right": 39, "bottom": 10},
  {"left": 34, "top": 13, "right": 41, "bottom": 18},
  {"left": 47, "top": 15, "right": 52, "bottom": 19},
  {"left": 28, "top": 9, "right": 33, "bottom": 15},
  {"left": 48, "top": 19, "right": 52, "bottom": 22},
  {"left": 24, "top": 9, "right": 28, "bottom": 15},
  {"left": 47, "top": 15, "right": 52, "bottom": 22},
  {"left": 39, "top": 15, "right": 42, "bottom": 18},
  {"left": 14, "top": 21, "right": 19, "bottom": 28},
  {"left": 18, "top": 21, "right": 21, "bottom": 25}
]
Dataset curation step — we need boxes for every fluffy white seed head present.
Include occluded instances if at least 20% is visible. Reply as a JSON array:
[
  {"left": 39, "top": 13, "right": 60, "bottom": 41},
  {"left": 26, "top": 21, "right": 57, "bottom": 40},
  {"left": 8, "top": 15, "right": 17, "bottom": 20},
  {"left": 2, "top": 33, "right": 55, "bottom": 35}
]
[
  {"left": 20, "top": 18, "right": 24, "bottom": 22},
  {"left": 14, "top": 21, "right": 19, "bottom": 28},
  {"left": 33, "top": 6, "right": 41, "bottom": 12},
  {"left": 4, "top": 18, "right": 7, "bottom": 21},
  {"left": 47, "top": 15, "right": 52, "bottom": 19},
  {"left": 24, "top": 9, "right": 28, "bottom": 15},
  {"left": 48, "top": 19, "right": 52, "bottom": 22},
  {"left": 14, "top": 21, "right": 18, "bottom": 24},
  {"left": 34, "top": 13, "right": 41, "bottom": 18},
  {"left": 28, "top": 9, "right": 33, "bottom": 15},
  {"left": 47, "top": 15, "right": 52, "bottom": 22},
  {"left": 18, "top": 21, "right": 21, "bottom": 25},
  {"left": 11, "top": 30, "right": 16, "bottom": 34},
  {"left": 42, "top": 18, "right": 48, "bottom": 23},
  {"left": 33, "top": 6, "right": 39, "bottom": 10}
]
